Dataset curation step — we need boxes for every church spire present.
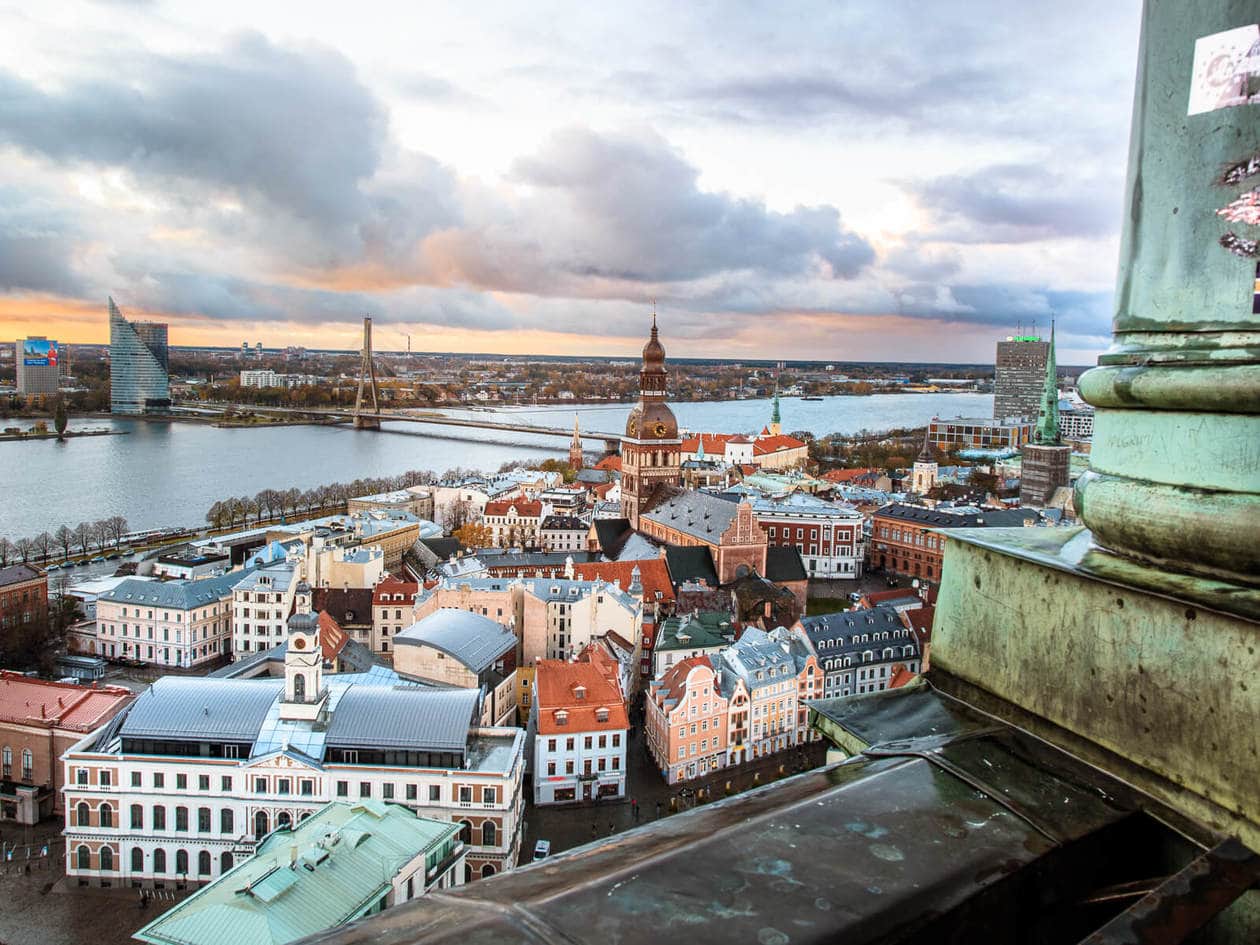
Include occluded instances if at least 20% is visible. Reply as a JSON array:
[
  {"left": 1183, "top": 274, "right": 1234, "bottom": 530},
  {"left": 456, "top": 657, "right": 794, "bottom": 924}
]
[
  {"left": 569, "top": 413, "right": 584, "bottom": 470},
  {"left": 1034, "top": 321, "right": 1060, "bottom": 445},
  {"left": 917, "top": 424, "right": 933, "bottom": 462},
  {"left": 769, "top": 379, "right": 782, "bottom": 436}
]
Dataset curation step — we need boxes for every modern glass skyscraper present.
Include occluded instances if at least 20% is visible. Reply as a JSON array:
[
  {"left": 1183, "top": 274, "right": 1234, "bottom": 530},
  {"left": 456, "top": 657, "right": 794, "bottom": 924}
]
[{"left": 109, "top": 297, "right": 170, "bottom": 414}]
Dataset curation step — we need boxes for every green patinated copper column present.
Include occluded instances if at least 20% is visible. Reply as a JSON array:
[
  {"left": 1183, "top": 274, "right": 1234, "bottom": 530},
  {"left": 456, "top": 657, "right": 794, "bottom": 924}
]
[{"left": 1074, "top": 0, "right": 1260, "bottom": 587}]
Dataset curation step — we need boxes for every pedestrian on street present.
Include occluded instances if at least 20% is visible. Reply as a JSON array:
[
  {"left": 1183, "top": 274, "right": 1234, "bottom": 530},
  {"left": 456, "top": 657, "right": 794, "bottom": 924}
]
[
  {"left": 609, "top": 821, "right": 615, "bottom": 835},
  {"left": 591, "top": 823, "right": 598, "bottom": 840}
]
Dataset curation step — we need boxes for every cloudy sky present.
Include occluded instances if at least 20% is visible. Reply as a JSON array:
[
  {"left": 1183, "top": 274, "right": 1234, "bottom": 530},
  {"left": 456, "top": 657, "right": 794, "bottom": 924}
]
[{"left": 0, "top": 1, "right": 1142, "bottom": 363}]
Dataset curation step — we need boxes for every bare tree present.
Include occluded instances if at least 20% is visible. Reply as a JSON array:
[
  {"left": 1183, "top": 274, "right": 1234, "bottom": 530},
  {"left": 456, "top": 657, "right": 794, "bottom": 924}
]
[
  {"left": 33, "top": 531, "right": 53, "bottom": 562},
  {"left": 14, "top": 537, "right": 33, "bottom": 563},
  {"left": 106, "top": 516, "right": 128, "bottom": 548},
  {"left": 55, "top": 525, "right": 74, "bottom": 561},
  {"left": 73, "top": 522, "right": 93, "bottom": 556},
  {"left": 0, "top": 537, "right": 11, "bottom": 566}
]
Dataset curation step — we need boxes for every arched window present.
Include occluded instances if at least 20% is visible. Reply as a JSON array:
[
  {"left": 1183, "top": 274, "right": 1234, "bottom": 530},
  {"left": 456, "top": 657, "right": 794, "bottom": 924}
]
[
  {"left": 220, "top": 809, "right": 234, "bottom": 834},
  {"left": 131, "top": 847, "right": 144, "bottom": 872},
  {"left": 175, "top": 807, "right": 188, "bottom": 832},
  {"left": 458, "top": 820, "right": 472, "bottom": 844},
  {"left": 99, "top": 804, "right": 113, "bottom": 828},
  {"left": 254, "top": 811, "right": 269, "bottom": 838},
  {"left": 220, "top": 851, "right": 234, "bottom": 873},
  {"left": 20, "top": 749, "right": 32, "bottom": 780},
  {"left": 175, "top": 849, "right": 189, "bottom": 875},
  {"left": 481, "top": 864, "right": 496, "bottom": 879},
  {"left": 277, "top": 812, "right": 291, "bottom": 830},
  {"left": 153, "top": 849, "right": 166, "bottom": 873},
  {"left": 198, "top": 851, "right": 211, "bottom": 876},
  {"left": 76, "top": 845, "right": 90, "bottom": 870},
  {"left": 293, "top": 674, "right": 306, "bottom": 703},
  {"left": 198, "top": 807, "right": 211, "bottom": 832},
  {"left": 482, "top": 821, "right": 496, "bottom": 847},
  {"left": 131, "top": 804, "right": 143, "bottom": 830},
  {"left": 153, "top": 806, "right": 166, "bottom": 830},
  {"left": 99, "top": 846, "right": 114, "bottom": 871},
  {"left": 464, "top": 864, "right": 472, "bottom": 883},
  {"left": 77, "top": 802, "right": 91, "bottom": 827}
]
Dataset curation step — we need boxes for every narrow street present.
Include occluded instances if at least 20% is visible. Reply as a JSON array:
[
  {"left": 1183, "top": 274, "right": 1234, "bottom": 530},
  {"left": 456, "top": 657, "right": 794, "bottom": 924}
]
[{"left": 519, "top": 716, "right": 827, "bottom": 865}]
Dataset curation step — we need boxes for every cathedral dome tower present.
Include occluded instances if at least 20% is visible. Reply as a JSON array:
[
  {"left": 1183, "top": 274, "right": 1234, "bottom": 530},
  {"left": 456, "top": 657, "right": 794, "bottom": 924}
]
[{"left": 621, "top": 310, "right": 682, "bottom": 527}]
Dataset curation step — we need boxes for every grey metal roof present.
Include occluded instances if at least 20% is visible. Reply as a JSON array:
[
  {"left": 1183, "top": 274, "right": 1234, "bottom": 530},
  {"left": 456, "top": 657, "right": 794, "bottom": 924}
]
[
  {"left": 394, "top": 609, "right": 516, "bottom": 672},
  {"left": 100, "top": 569, "right": 253, "bottom": 610},
  {"left": 325, "top": 686, "right": 478, "bottom": 752},
  {"left": 541, "top": 515, "right": 586, "bottom": 530},
  {"left": 642, "top": 489, "right": 741, "bottom": 542},
  {"left": 875, "top": 503, "right": 1037, "bottom": 528},
  {"left": 715, "top": 627, "right": 797, "bottom": 695},
  {"left": 119, "top": 677, "right": 282, "bottom": 742},
  {"left": 800, "top": 606, "right": 918, "bottom": 660}
]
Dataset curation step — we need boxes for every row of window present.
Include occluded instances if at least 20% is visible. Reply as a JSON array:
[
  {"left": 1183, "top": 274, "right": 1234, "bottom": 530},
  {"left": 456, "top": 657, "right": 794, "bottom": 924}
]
[
  {"left": 543, "top": 734, "right": 622, "bottom": 752},
  {"left": 544, "top": 756, "right": 621, "bottom": 776},
  {"left": 1, "top": 747, "right": 33, "bottom": 781},
  {"left": 76, "top": 802, "right": 246, "bottom": 835},
  {"left": 75, "top": 845, "right": 232, "bottom": 876}
]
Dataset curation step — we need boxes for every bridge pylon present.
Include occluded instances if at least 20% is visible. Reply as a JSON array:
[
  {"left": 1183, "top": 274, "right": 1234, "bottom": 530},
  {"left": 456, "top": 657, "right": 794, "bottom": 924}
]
[{"left": 354, "top": 316, "right": 381, "bottom": 430}]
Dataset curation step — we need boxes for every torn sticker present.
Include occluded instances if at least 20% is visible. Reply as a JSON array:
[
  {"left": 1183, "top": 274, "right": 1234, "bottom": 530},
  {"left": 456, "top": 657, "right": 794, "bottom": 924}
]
[
  {"left": 1219, "top": 153, "right": 1260, "bottom": 186},
  {"left": 1217, "top": 188, "right": 1260, "bottom": 225},
  {"left": 1220, "top": 232, "right": 1260, "bottom": 258},
  {"left": 1188, "top": 25, "right": 1260, "bottom": 116}
]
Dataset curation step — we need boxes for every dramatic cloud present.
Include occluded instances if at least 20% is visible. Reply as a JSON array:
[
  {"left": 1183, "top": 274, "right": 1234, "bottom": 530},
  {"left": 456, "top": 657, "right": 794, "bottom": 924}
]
[
  {"left": 908, "top": 164, "right": 1122, "bottom": 243},
  {"left": 0, "top": 2, "right": 1143, "bottom": 361}
]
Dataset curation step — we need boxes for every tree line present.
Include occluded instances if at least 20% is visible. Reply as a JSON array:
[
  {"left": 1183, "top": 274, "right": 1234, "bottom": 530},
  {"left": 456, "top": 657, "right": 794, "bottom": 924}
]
[
  {"left": 0, "top": 517, "right": 130, "bottom": 566},
  {"left": 202, "top": 469, "right": 450, "bottom": 530}
]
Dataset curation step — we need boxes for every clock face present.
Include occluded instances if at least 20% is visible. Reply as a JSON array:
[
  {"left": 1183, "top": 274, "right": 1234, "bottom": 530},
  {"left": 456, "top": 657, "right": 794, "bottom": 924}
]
[
  {"left": 627, "top": 418, "right": 637, "bottom": 435},
  {"left": 293, "top": 637, "right": 306, "bottom": 650},
  {"left": 653, "top": 421, "right": 667, "bottom": 437}
]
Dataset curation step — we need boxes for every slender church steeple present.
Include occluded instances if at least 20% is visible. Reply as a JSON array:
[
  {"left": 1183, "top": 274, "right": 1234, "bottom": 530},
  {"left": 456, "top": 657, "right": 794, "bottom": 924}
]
[
  {"left": 1034, "top": 322, "right": 1060, "bottom": 446},
  {"left": 769, "top": 381, "right": 782, "bottom": 436},
  {"left": 569, "top": 414, "right": 584, "bottom": 470}
]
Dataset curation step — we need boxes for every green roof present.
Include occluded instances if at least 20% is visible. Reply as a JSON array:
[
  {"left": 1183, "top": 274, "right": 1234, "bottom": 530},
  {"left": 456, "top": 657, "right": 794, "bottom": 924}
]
[
  {"left": 134, "top": 801, "right": 460, "bottom": 945},
  {"left": 656, "top": 611, "right": 736, "bottom": 652}
]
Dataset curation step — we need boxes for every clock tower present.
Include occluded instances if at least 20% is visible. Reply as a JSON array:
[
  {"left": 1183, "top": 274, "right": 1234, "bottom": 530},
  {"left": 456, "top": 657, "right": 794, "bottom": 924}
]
[{"left": 620, "top": 312, "right": 681, "bottom": 527}]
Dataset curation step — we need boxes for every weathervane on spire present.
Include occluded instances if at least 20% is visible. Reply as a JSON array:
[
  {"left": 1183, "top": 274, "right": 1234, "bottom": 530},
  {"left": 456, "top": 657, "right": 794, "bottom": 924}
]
[{"left": 651, "top": 297, "right": 657, "bottom": 329}]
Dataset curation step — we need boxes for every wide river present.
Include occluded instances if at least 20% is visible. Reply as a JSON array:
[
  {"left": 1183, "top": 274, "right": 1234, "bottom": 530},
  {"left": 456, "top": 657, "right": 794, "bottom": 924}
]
[{"left": 0, "top": 393, "right": 990, "bottom": 539}]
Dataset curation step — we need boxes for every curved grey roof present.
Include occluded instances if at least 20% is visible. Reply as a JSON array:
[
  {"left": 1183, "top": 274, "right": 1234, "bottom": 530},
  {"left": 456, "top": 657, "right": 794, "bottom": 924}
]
[
  {"left": 326, "top": 686, "right": 478, "bottom": 752},
  {"left": 120, "top": 677, "right": 282, "bottom": 741},
  {"left": 394, "top": 609, "right": 515, "bottom": 673}
]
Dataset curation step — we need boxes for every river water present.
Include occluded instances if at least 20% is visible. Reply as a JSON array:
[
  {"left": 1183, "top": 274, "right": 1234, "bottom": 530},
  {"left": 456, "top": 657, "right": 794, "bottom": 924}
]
[{"left": 0, "top": 393, "right": 990, "bottom": 538}]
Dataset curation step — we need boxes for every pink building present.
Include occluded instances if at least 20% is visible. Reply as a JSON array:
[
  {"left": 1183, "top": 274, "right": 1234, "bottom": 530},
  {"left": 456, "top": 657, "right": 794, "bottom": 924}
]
[{"left": 645, "top": 657, "right": 729, "bottom": 784}]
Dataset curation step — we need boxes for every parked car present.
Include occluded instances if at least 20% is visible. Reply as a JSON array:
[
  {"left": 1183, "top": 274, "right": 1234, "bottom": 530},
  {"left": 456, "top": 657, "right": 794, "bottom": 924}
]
[
  {"left": 533, "top": 840, "right": 551, "bottom": 861},
  {"left": 848, "top": 592, "right": 863, "bottom": 602}
]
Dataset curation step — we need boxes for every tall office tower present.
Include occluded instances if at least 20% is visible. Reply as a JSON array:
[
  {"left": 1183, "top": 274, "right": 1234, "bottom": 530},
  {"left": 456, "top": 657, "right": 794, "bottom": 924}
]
[
  {"left": 109, "top": 298, "right": 170, "bottom": 415},
  {"left": 15, "top": 336, "right": 61, "bottom": 395},
  {"left": 993, "top": 335, "right": 1049, "bottom": 421}
]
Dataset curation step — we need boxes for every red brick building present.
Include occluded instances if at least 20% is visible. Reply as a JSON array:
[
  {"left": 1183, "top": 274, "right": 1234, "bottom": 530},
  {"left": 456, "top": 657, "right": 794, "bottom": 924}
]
[
  {"left": 869, "top": 504, "right": 1037, "bottom": 582},
  {"left": 0, "top": 564, "right": 48, "bottom": 640},
  {"left": 0, "top": 671, "right": 134, "bottom": 823},
  {"left": 640, "top": 489, "right": 767, "bottom": 584},
  {"left": 620, "top": 316, "right": 682, "bottom": 527}
]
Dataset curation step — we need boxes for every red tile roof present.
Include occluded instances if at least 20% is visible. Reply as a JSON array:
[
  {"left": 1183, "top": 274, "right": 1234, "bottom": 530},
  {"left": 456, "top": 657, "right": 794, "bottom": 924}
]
[
  {"left": 680, "top": 433, "right": 735, "bottom": 454},
  {"left": 888, "top": 664, "right": 917, "bottom": 689},
  {"left": 317, "top": 611, "right": 349, "bottom": 661},
  {"left": 653, "top": 655, "right": 712, "bottom": 707},
  {"left": 373, "top": 576, "right": 419, "bottom": 606},
  {"left": 0, "top": 671, "right": 134, "bottom": 732},
  {"left": 594, "top": 455, "right": 622, "bottom": 471},
  {"left": 535, "top": 659, "right": 629, "bottom": 735},
  {"left": 862, "top": 588, "right": 924, "bottom": 608},
  {"left": 484, "top": 499, "right": 543, "bottom": 517},
  {"left": 571, "top": 558, "right": 676, "bottom": 605},
  {"left": 823, "top": 467, "right": 882, "bottom": 483},
  {"left": 753, "top": 434, "right": 807, "bottom": 455}
]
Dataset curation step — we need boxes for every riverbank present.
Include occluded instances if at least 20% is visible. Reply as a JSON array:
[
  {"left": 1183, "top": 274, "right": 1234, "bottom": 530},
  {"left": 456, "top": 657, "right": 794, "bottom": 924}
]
[{"left": 0, "top": 429, "right": 126, "bottom": 442}]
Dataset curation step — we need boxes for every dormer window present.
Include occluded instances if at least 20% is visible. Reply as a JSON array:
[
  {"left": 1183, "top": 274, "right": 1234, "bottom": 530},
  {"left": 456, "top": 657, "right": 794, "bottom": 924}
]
[
  {"left": 595, "top": 707, "right": 609, "bottom": 722},
  {"left": 573, "top": 685, "right": 587, "bottom": 700},
  {"left": 554, "top": 710, "right": 569, "bottom": 725}
]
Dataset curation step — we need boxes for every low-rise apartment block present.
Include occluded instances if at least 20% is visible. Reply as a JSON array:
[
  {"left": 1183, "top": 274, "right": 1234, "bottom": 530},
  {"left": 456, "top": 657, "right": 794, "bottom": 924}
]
[
  {"left": 96, "top": 572, "right": 244, "bottom": 668},
  {"left": 531, "top": 656, "right": 629, "bottom": 804}
]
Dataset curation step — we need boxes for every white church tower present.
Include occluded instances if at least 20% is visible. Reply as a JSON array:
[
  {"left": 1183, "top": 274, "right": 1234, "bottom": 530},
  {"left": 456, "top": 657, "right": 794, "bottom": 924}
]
[
  {"left": 911, "top": 428, "right": 939, "bottom": 496},
  {"left": 280, "top": 581, "right": 326, "bottom": 721}
]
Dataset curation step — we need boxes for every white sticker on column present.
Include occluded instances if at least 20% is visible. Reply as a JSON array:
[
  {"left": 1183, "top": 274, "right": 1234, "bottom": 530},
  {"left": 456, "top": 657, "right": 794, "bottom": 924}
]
[{"left": 1188, "top": 25, "right": 1260, "bottom": 116}]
